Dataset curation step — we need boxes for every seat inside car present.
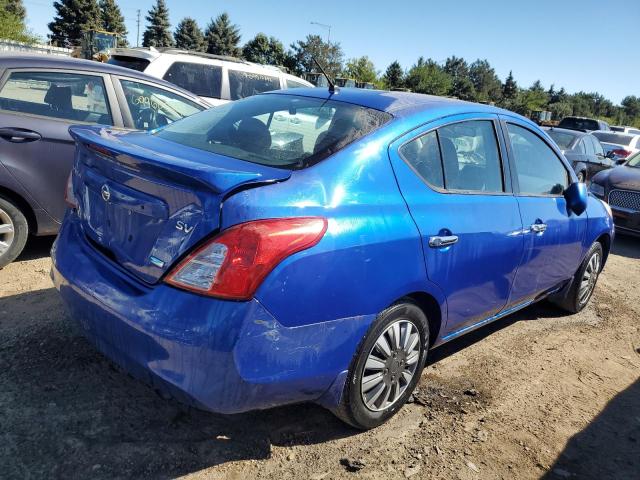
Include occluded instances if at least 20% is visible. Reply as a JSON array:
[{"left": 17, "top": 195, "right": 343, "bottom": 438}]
[
  {"left": 44, "top": 85, "right": 73, "bottom": 116},
  {"left": 232, "top": 118, "right": 271, "bottom": 154}
]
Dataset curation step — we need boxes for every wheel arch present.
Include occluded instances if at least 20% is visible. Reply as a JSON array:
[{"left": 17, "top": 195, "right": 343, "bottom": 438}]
[
  {"left": 0, "top": 185, "right": 36, "bottom": 234},
  {"left": 400, "top": 291, "right": 444, "bottom": 348},
  {"left": 595, "top": 232, "right": 611, "bottom": 268}
]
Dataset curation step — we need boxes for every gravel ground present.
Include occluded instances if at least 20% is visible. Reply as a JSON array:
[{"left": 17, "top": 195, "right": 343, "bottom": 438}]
[{"left": 1, "top": 235, "right": 638, "bottom": 480}]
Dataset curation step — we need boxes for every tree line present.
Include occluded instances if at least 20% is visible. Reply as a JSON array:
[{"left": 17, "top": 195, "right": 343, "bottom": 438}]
[{"left": 3, "top": 0, "right": 638, "bottom": 127}]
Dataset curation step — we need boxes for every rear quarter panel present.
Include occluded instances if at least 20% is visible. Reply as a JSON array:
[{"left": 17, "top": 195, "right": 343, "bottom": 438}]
[{"left": 220, "top": 124, "right": 447, "bottom": 330}]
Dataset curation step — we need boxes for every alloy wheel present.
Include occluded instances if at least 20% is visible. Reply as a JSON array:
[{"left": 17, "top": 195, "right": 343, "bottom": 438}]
[
  {"left": 360, "top": 319, "right": 421, "bottom": 412},
  {"left": 0, "top": 207, "right": 15, "bottom": 257},
  {"left": 578, "top": 252, "right": 601, "bottom": 306}
]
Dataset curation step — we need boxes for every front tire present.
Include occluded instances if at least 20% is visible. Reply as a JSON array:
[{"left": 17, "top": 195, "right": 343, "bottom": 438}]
[
  {"left": 334, "top": 301, "right": 429, "bottom": 430},
  {"left": 550, "top": 242, "right": 603, "bottom": 314},
  {"left": 0, "top": 196, "right": 28, "bottom": 268}
]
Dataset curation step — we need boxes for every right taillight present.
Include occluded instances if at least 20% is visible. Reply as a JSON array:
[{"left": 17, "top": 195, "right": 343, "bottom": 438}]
[
  {"left": 165, "top": 217, "right": 328, "bottom": 300},
  {"left": 611, "top": 149, "right": 631, "bottom": 158}
]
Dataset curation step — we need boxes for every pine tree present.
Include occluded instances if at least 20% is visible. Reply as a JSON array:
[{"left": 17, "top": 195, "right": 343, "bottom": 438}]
[
  {"left": 205, "top": 13, "right": 241, "bottom": 57},
  {"left": 443, "top": 56, "right": 475, "bottom": 100},
  {"left": 6, "top": 0, "right": 26, "bottom": 21},
  {"left": 142, "top": 0, "right": 173, "bottom": 48},
  {"left": 242, "top": 33, "right": 285, "bottom": 65},
  {"left": 174, "top": 18, "right": 205, "bottom": 51},
  {"left": 502, "top": 71, "right": 518, "bottom": 99},
  {"left": 383, "top": 61, "right": 404, "bottom": 89},
  {"left": 49, "top": 0, "right": 101, "bottom": 47},
  {"left": 99, "top": 0, "right": 128, "bottom": 47}
]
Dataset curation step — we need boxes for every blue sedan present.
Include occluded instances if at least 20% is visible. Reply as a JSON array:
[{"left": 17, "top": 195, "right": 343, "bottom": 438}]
[{"left": 52, "top": 88, "right": 614, "bottom": 429}]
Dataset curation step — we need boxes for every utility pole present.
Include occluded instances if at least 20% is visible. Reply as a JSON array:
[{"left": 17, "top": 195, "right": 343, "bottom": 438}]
[
  {"left": 310, "top": 21, "right": 332, "bottom": 43},
  {"left": 136, "top": 9, "right": 141, "bottom": 47}
]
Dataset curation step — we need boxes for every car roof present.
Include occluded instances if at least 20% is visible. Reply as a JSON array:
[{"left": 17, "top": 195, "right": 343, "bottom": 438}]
[
  {"left": 0, "top": 53, "right": 206, "bottom": 104},
  {"left": 263, "top": 87, "right": 516, "bottom": 119}
]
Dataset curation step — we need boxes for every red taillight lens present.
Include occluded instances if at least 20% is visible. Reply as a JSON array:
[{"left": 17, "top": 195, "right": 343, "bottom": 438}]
[
  {"left": 612, "top": 149, "right": 631, "bottom": 158},
  {"left": 165, "top": 217, "right": 328, "bottom": 300},
  {"left": 65, "top": 173, "right": 78, "bottom": 208}
]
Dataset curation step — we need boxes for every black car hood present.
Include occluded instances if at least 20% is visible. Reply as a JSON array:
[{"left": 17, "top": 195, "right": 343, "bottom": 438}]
[{"left": 605, "top": 166, "right": 640, "bottom": 191}]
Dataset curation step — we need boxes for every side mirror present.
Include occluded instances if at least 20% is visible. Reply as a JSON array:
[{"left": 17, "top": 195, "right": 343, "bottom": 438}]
[{"left": 564, "top": 181, "right": 588, "bottom": 216}]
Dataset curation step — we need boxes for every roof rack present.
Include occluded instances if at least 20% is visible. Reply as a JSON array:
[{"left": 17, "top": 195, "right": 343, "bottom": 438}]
[{"left": 156, "top": 48, "right": 249, "bottom": 64}]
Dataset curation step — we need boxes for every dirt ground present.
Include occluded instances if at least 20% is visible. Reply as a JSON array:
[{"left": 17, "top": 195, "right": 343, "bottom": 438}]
[{"left": 1, "top": 235, "right": 638, "bottom": 480}]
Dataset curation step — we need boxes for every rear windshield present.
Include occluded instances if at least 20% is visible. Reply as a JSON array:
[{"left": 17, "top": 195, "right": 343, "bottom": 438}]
[
  {"left": 546, "top": 130, "right": 576, "bottom": 150},
  {"left": 156, "top": 94, "right": 392, "bottom": 169},
  {"left": 107, "top": 55, "right": 150, "bottom": 72},
  {"left": 592, "top": 132, "right": 635, "bottom": 146},
  {"left": 558, "top": 118, "right": 599, "bottom": 131}
]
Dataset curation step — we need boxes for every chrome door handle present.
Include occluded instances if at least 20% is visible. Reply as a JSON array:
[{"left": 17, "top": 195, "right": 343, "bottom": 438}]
[
  {"left": 530, "top": 223, "right": 547, "bottom": 233},
  {"left": 429, "top": 235, "right": 459, "bottom": 248},
  {"left": 0, "top": 127, "right": 41, "bottom": 143}
]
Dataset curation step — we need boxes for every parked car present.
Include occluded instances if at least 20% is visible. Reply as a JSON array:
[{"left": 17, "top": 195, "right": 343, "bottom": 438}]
[
  {"left": 558, "top": 116, "right": 610, "bottom": 132},
  {"left": 543, "top": 127, "right": 614, "bottom": 182},
  {"left": 52, "top": 89, "right": 613, "bottom": 430},
  {"left": 0, "top": 54, "right": 209, "bottom": 267},
  {"left": 107, "top": 47, "right": 313, "bottom": 106},
  {"left": 610, "top": 125, "right": 640, "bottom": 135},
  {"left": 591, "top": 130, "right": 640, "bottom": 162},
  {"left": 590, "top": 151, "right": 640, "bottom": 236}
]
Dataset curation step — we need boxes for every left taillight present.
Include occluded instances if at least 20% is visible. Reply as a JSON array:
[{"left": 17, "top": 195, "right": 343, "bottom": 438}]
[
  {"left": 65, "top": 173, "right": 78, "bottom": 208},
  {"left": 165, "top": 217, "right": 328, "bottom": 300}
]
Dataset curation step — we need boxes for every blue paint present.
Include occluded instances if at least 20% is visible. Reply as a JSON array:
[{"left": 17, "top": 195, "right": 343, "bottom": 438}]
[{"left": 53, "top": 90, "right": 615, "bottom": 416}]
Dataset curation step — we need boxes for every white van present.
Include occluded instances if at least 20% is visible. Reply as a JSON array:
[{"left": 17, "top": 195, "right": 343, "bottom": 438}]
[{"left": 107, "top": 47, "right": 313, "bottom": 106}]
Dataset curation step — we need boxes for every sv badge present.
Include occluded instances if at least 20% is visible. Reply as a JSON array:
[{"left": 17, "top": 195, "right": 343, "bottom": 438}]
[{"left": 176, "top": 220, "right": 194, "bottom": 234}]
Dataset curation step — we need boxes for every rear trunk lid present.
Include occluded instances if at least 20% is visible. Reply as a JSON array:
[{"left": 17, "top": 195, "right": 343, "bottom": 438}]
[{"left": 69, "top": 126, "right": 291, "bottom": 284}]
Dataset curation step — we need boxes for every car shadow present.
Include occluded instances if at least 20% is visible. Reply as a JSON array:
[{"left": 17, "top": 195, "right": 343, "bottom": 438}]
[
  {"left": 611, "top": 233, "right": 640, "bottom": 260},
  {"left": 0, "top": 288, "right": 355, "bottom": 479},
  {"left": 15, "top": 235, "right": 56, "bottom": 261},
  {"left": 0, "top": 287, "right": 598, "bottom": 478},
  {"left": 541, "top": 379, "right": 640, "bottom": 479},
  {"left": 428, "top": 301, "right": 564, "bottom": 365}
]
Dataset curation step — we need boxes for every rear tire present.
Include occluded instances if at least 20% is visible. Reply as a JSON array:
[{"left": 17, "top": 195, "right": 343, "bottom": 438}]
[
  {"left": 333, "top": 301, "right": 429, "bottom": 430},
  {"left": 0, "top": 196, "right": 28, "bottom": 268},
  {"left": 550, "top": 242, "right": 603, "bottom": 314}
]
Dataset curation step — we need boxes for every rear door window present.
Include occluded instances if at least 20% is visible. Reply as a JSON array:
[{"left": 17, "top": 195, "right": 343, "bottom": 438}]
[
  {"left": 584, "top": 136, "right": 595, "bottom": 156},
  {"left": 590, "top": 136, "right": 605, "bottom": 156},
  {"left": 0, "top": 71, "right": 112, "bottom": 124},
  {"left": 228, "top": 70, "right": 280, "bottom": 100},
  {"left": 399, "top": 131, "right": 445, "bottom": 189},
  {"left": 163, "top": 62, "right": 222, "bottom": 99},
  {"left": 119, "top": 79, "right": 204, "bottom": 130},
  {"left": 399, "top": 120, "right": 504, "bottom": 193},
  {"left": 439, "top": 120, "right": 504, "bottom": 192}
]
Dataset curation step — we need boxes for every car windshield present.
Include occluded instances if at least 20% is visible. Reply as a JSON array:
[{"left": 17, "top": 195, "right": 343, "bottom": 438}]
[
  {"left": 626, "top": 152, "right": 640, "bottom": 167},
  {"left": 592, "top": 132, "right": 635, "bottom": 146},
  {"left": 155, "top": 94, "right": 392, "bottom": 169},
  {"left": 547, "top": 130, "right": 576, "bottom": 150}
]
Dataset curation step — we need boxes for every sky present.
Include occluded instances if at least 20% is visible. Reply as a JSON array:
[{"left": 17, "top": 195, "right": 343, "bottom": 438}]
[{"left": 23, "top": 0, "right": 639, "bottom": 104}]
